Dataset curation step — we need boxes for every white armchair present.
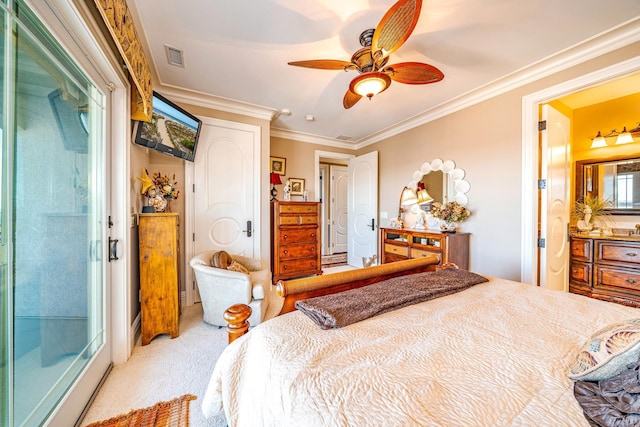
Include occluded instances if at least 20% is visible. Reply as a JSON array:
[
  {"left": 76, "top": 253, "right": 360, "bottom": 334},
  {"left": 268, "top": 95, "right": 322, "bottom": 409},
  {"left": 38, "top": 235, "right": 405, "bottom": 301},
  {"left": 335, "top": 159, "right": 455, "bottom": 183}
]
[{"left": 189, "top": 251, "right": 270, "bottom": 327}]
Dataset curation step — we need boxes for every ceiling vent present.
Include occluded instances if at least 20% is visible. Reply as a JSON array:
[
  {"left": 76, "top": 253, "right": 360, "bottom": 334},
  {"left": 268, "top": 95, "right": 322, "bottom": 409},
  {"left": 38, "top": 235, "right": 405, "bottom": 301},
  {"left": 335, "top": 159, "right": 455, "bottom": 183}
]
[
  {"left": 165, "top": 45, "right": 184, "bottom": 67},
  {"left": 336, "top": 135, "right": 353, "bottom": 141}
]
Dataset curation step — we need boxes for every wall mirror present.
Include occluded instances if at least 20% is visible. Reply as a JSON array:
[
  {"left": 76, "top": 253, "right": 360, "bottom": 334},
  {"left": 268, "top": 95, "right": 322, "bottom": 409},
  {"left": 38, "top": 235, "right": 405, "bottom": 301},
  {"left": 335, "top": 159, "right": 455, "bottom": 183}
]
[
  {"left": 408, "top": 158, "right": 470, "bottom": 206},
  {"left": 576, "top": 155, "right": 640, "bottom": 215}
]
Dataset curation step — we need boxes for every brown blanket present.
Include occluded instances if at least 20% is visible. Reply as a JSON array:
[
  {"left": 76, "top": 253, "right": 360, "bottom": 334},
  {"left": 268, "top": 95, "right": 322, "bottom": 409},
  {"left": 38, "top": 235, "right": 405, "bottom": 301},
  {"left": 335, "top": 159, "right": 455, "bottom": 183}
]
[
  {"left": 574, "top": 357, "right": 640, "bottom": 427},
  {"left": 295, "top": 268, "right": 488, "bottom": 329}
]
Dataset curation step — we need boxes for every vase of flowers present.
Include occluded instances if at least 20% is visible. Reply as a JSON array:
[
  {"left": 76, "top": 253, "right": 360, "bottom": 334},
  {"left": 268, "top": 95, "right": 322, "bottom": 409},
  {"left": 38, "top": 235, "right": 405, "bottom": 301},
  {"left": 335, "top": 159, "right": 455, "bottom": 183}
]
[
  {"left": 430, "top": 201, "right": 470, "bottom": 233},
  {"left": 141, "top": 171, "right": 179, "bottom": 213}
]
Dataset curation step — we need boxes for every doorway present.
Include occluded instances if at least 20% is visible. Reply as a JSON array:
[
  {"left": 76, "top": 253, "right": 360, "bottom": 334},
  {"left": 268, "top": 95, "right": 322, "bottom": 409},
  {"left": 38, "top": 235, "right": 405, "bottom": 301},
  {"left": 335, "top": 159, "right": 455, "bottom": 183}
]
[{"left": 522, "top": 57, "right": 640, "bottom": 286}]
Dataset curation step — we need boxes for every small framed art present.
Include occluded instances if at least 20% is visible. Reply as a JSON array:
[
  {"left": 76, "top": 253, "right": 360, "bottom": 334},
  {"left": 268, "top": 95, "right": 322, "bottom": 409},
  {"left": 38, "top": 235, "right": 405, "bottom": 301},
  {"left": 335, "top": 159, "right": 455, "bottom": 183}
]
[
  {"left": 289, "top": 178, "right": 305, "bottom": 196},
  {"left": 270, "top": 156, "right": 286, "bottom": 175}
]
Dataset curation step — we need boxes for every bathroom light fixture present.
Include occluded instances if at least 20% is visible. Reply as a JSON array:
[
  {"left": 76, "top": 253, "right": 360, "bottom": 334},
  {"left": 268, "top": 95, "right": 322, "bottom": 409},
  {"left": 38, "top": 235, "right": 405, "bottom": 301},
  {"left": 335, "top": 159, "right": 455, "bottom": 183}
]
[{"left": 590, "top": 123, "right": 639, "bottom": 148}]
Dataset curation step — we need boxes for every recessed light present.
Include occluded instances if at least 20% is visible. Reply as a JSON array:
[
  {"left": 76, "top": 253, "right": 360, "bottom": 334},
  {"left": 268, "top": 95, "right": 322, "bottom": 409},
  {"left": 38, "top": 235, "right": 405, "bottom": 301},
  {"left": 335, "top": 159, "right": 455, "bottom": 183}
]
[
  {"left": 305, "top": 115, "right": 315, "bottom": 121},
  {"left": 280, "top": 109, "right": 292, "bottom": 116}
]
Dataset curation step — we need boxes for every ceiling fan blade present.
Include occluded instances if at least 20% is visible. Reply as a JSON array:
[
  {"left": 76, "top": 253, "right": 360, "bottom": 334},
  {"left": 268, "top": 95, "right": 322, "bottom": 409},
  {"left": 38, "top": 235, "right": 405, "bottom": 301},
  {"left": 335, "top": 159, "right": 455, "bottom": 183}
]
[
  {"left": 343, "top": 89, "right": 362, "bottom": 109},
  {"left": 383, "top": 62, "right": 444, "bottom": 84},
  {"left": 371, "top": 0, "right": 422, "bottom": 62},
  {"left": 288, "top": 59, "right": 355, "bottom": 71}
]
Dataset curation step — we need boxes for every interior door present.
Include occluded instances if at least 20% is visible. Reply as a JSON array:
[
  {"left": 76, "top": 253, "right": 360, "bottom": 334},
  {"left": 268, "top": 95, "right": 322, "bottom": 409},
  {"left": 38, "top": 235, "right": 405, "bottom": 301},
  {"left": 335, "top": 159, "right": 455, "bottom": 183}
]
[
  {"left": 192, "top": 119, "right": 259, "bottom": 301},
  {"left": 347, "top": 151, "right": 379, "bottom": 267},
  {"left": 540, "top": 104, "right": 571, "bottom": 290},
  {"left": 330, "top": 165, "right": 348, "bottom": 254}
]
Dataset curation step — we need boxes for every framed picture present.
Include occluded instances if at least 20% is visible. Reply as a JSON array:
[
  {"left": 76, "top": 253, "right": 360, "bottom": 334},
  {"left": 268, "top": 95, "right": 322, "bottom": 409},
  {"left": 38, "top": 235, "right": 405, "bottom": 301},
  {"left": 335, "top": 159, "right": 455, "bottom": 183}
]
[
  {"left": 270, "top": 156, "right": 286, "bottom": 175},
  {"left": 289, "top": 178, "right": 305, "bottom": 196}
]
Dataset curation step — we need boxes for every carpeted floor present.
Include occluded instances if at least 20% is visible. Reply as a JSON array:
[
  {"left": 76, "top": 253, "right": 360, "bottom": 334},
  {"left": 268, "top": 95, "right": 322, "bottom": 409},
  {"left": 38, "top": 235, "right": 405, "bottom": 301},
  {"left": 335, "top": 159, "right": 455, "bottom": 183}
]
[{"left": 80, "top": 304, "right": 228, "bottom": 426}]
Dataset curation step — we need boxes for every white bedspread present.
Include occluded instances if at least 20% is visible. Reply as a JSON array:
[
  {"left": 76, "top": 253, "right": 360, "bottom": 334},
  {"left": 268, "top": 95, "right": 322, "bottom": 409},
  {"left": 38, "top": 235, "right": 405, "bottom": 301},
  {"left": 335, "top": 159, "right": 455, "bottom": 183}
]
[{"left": 202, "top": 277, "right": 640, "bottom": 426}]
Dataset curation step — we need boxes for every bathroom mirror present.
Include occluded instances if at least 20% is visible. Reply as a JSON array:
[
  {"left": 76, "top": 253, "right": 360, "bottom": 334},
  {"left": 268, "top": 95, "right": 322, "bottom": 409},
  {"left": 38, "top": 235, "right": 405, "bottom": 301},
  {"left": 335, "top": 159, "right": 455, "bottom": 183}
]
[
  {"left": 576, "top": 155, "right": 640, "bottom": 215},
  {"left": 408, "top": 158, "right": 470, "bottom": 206}
]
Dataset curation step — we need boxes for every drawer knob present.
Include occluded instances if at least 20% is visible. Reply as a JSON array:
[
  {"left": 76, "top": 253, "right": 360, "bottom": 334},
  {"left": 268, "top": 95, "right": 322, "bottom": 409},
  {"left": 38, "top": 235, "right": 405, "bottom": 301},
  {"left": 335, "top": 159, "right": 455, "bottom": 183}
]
[
  {"left": 310, "top": 233, "right": 316, "bottom": 238},
  {"left": 283, "top": 234, "right": 288, "bottom": 239},
  {"left": 626, "top": 279, "right": 637, "bottom": 284},
  {"left": 283, "top": 265, "right": 288, "bottom": 270},
  {"left": 626, "top": 253, "right": 638, "bottom": 257},
  {"left": 309, "top": 247, "right": 314, "bottom": 252},
  {"left": 310, "top": 262, "right": 315, "bottom": 267},
  {"left": 572, "top": 270, "right": 579, "bottom": 274},
  {"left": 283, "top": 250, "right": 288, "bottom": 255}
]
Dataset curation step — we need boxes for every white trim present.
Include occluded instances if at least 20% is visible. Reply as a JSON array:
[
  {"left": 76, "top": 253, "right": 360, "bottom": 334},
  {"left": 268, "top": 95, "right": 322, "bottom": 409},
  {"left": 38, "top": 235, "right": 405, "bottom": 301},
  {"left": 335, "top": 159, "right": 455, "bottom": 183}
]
[
  {"left": 521, "top": 55, "right": 640, "bottom": 284},
  {"left": 185, "top": 117, "right": 262, "bottom": 306}
]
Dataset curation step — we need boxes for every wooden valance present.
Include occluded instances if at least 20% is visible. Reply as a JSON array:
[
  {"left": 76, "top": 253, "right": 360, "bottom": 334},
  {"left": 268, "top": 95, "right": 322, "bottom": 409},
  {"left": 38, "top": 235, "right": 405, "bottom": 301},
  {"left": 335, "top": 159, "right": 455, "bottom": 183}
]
[{"left": 93, "top": 0, "right": 152, "bottom": 121}]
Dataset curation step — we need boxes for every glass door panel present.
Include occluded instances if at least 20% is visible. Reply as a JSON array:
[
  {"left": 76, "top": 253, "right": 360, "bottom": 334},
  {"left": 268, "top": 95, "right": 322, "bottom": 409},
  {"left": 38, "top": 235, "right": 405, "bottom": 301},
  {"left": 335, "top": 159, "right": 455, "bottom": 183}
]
[{"left": 1, "top": 1, "right": 108, "bottom": 425}]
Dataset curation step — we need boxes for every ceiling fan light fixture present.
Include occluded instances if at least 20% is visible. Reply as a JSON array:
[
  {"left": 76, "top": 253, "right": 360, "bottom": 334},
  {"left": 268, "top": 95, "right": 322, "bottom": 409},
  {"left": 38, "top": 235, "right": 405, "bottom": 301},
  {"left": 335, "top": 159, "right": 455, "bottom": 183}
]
[{"left": 350, "top": 72, "right": 391, "bottom": 99}]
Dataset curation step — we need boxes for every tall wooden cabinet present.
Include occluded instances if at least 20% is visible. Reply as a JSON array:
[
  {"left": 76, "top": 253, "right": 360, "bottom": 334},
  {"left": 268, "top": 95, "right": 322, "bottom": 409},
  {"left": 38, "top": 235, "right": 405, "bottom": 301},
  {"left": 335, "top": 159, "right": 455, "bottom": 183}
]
[
  {"left": 380, "top": 228, "right": 470, "bottom": 270},
  {"left": 138, "top": 213, "right": 180, "bottom": 345},
  {"left": 271, "top": 201, "right": 322, "bottom": 283}
]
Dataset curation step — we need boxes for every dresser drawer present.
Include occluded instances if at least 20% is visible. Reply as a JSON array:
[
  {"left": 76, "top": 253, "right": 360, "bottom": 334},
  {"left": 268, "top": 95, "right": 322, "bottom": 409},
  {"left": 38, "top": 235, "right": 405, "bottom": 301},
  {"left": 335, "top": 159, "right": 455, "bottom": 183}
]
[
  {"left": 279, "top": 243, "right": 317, "bottom": 259},
  {"left": 569, "top": 261, "right": 591, "bottom": 286},
  {"left": 570, "top": 238, "right": 592, "bottom": 262},
  {"left": 410, "top": 247, "right": 441, "bottom": 262},
  {"left": 278, "top": 204, "right": 318, "bottom": 215},
  {"left": 279, "top": 215, "right": 318, "bottom": 226},
  {"left": 384, "top": 243, "right": 408, "bottom": 257},
  {"left": 596, "top": 241, "right": 640, "bottom": 267},
  {"left": 594, "top": 264, "right": 640, "bottom": 292},
  {"left": 278, "top": 258, "right": 319, "bottom": 274},
  {"left": 279, "top": 228, "right": 318, "bottom": 244}
]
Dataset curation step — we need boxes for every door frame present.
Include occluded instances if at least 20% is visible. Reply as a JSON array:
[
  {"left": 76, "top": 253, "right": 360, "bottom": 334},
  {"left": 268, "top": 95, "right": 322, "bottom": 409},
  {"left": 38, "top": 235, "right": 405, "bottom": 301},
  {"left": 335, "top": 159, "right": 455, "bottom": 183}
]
[
  {"left": 184, "top": 117, "right": 261, "bottom": 306},
  {"left": 521, "top": 55, "right": 640, "bottom": 285},
  {"left": 314, "top": 151, "right": 354, "bottom": 258}
]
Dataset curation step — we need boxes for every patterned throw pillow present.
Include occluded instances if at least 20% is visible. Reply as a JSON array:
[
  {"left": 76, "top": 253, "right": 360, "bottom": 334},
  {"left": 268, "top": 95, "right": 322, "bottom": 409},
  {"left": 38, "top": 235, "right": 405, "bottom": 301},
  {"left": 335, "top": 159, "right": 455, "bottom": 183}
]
[
  {"left": 569, "top": 319, "right": 640, "bottom": 381},
  {"left": 227, "top": 261, "right": 249, "bottom": 275}
]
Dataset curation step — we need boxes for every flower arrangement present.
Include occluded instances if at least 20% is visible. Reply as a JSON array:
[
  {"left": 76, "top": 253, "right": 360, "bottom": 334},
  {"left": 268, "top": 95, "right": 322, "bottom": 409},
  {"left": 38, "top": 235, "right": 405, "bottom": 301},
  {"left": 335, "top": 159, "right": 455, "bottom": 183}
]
[
  {"left": 137, "top": 170, "right": 179, "bottom": 212},
  {"left": 572, "top": 195, "right": 612, "bottom": 230},
  {"left": 430, "top": 201, "right": 470, "bottom": 224}
]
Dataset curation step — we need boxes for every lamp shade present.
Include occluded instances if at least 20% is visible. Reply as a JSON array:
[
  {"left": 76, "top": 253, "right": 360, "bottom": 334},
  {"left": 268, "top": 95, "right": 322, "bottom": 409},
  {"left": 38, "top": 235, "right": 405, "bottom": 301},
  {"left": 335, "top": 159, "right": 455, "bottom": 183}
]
[
  {"left": 400, "top": 187, "right": 418, "bottom": 206},
  {"left": 615, "top": 127, "right": 634, "bottom": 145},
  {"left": 590, "top": 131, "right": 607, "bottom": 149},
  {"left": 270, "top": 173, "right": 282, "bottom": 185},
  {"left": 417, "top": 189, "right": 434, "bottom": 205},
  {"left": 350, "top": 71, "right": 391, "bottom": 99}
]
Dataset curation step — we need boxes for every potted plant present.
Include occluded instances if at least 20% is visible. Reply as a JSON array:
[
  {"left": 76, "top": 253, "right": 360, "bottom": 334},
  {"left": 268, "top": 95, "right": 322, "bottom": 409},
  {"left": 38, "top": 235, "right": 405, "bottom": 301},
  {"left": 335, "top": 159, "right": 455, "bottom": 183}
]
[{"left": 572, "top": 196, "right": 612, "bottom": 231}]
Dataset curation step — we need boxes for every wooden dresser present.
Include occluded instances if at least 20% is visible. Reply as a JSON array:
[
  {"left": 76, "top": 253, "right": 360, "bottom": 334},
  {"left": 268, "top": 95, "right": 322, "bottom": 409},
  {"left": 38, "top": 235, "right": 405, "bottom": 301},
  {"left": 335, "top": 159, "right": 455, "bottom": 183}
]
[
  {"left": 569, "top": 235, "right": 640, "bottom": 307},
  {"left": 380, "top": 227, "right": 470, "bottom": 270},
  {"left": 138, "top": 213, "right": 180, "bottom": 345},
  {"left": 271, "top": 201, "right": 322, "bottom": 283}
]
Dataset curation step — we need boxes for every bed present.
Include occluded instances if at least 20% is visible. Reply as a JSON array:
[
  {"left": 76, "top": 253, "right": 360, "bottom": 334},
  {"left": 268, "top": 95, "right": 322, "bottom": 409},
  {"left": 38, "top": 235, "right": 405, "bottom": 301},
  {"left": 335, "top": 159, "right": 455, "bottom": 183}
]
[{"left": 202, "top": 257, "right": 640, "bottom": 426}]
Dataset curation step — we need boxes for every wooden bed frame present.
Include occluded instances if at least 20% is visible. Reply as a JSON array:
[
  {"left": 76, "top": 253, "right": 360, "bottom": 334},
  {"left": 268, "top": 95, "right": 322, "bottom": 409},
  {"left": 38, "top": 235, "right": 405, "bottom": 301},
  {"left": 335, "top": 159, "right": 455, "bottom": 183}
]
[{"left": 224, "top": 256, "right": 442, "bottom": 343}]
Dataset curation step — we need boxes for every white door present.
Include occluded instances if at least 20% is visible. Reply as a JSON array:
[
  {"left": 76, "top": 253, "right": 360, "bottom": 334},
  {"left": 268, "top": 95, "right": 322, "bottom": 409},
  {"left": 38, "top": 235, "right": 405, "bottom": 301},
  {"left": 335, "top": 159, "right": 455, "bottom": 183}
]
[
  {"left": 540, "top": 104, "right": 571, "bottom": 290},
  {"left": 191, "top": 119, "right": 260, "bottom": 301},
  {"left": 348, "top": 151, "right": 379, "bottom": 267},
  {"left": 330, "top": 165, "right": 349, "bottom": 254}
]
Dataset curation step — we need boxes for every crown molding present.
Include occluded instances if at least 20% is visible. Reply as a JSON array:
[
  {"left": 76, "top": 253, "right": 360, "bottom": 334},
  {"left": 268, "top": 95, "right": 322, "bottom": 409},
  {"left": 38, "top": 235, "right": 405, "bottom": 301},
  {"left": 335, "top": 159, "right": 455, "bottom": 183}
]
[
  {"left": 270, "top": 128, "right": 356, "bottom": 149},
  {"left": 155, "top": 84, "right": 279, "bottom": 122}
]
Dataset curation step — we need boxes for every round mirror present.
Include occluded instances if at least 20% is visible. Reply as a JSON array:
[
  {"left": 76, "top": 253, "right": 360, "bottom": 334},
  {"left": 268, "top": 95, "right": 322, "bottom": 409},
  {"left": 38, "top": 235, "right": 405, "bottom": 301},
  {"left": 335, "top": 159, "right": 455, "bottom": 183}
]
[{"left": 408, "top": 158, "right": 470, "bottom": 206}]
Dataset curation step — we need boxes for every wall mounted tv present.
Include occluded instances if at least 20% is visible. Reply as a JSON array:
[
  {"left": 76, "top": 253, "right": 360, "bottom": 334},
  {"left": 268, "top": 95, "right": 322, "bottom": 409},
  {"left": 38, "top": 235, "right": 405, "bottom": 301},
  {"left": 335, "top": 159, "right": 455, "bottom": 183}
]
[{"left": 133, "top": 91, "right": 202, "bottom": 162}]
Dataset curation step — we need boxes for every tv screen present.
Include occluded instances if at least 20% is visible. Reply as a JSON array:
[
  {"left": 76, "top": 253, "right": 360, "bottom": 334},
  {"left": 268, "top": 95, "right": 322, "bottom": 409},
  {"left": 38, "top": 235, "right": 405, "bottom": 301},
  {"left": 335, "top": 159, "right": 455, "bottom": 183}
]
[{"left": 133, "top": 91, "right": 202, "bottom": 162}]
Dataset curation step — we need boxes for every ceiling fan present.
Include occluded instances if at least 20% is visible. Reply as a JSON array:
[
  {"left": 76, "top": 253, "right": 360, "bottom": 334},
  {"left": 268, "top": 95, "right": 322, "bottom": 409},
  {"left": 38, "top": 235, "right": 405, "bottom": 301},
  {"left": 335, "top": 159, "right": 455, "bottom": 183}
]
[{"left": 288, "top": 0, "right": 444, "bottom": 109}]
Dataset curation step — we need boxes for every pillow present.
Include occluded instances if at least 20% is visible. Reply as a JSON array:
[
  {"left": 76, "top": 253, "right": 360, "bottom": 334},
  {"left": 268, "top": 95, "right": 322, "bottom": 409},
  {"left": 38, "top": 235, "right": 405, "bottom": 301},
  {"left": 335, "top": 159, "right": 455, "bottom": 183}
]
[
  {"left": 227, "top": 260, "right": 249, "bottom": 275},
  {"left": 569, "top": 319, "right": 640, "bottom": 381},
  {"left": 210, "top": 251, "right": 232, "bottom": 269}
]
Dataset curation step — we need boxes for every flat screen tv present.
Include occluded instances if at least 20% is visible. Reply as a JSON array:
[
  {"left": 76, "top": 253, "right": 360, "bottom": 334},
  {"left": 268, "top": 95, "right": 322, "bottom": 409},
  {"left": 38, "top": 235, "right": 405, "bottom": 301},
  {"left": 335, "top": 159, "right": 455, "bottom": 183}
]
[{"left": 133, "top": 91, "right": 202, "bottom": 162}]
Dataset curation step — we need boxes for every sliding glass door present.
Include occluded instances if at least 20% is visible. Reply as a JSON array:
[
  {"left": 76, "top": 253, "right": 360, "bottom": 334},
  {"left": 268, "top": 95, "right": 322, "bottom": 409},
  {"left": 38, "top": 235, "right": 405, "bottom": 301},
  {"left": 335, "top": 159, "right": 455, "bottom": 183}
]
[{"left": 1, "top": 1, "right": 112, "bottom": 425}]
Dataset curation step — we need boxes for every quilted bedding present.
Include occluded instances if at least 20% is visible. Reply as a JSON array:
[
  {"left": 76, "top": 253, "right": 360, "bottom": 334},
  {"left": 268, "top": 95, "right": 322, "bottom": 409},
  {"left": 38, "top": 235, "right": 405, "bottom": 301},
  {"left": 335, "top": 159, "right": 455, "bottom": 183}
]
[{"left": 202, "top": 277, "right": 640, "bottom": 427}]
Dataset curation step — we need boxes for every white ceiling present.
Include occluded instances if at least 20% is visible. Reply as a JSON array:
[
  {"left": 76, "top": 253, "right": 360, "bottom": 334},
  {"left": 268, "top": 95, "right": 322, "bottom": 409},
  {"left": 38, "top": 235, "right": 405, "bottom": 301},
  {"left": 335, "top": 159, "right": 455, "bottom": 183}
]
[{"left": 129, "top": 0, "right": 640, "bottom": 146}]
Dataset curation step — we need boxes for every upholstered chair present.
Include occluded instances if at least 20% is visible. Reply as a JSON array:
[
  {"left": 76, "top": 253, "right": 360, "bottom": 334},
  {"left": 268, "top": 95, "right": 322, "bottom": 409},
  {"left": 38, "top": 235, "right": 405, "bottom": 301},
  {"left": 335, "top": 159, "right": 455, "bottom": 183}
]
[{"left": 189, "top": 251, "right": 270, "bottom": 327}]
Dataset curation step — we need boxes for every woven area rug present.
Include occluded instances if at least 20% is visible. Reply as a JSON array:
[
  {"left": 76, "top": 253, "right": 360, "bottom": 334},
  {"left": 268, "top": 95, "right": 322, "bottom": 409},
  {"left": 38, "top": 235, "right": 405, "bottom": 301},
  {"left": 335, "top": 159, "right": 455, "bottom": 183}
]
[
  {"left": 85, "top": 394, "right": 196, "bottom": 427},
  {"left": 321, "top": 252, "right": 347, "bottom": 267}
]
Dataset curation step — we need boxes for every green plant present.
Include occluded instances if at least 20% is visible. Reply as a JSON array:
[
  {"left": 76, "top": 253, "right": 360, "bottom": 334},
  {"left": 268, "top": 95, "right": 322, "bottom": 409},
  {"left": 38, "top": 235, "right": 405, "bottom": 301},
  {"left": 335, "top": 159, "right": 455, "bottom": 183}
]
[{"left": 572, "top": 196, "right": 612, "bottom": 226}]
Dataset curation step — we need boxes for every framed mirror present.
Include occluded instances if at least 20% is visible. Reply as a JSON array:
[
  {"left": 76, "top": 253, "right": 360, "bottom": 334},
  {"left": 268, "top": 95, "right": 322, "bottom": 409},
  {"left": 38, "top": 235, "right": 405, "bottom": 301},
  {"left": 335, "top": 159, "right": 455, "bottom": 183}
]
[
  {"left": 408, "top": 158, "right": 470, "bottom": 205},
  {"left": 576, "top": 155, "right": 640, "bottom": 215}
]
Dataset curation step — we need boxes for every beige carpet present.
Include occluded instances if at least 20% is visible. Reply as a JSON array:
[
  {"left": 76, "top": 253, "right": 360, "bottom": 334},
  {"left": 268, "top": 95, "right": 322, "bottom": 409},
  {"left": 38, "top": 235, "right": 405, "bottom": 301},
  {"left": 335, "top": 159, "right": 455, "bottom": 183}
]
[
  {"left": 321, "top": 252, "right": 347, "bottom": 267},
  {"left": 81, "top": 305, "right": 229, "bottom": 427}
]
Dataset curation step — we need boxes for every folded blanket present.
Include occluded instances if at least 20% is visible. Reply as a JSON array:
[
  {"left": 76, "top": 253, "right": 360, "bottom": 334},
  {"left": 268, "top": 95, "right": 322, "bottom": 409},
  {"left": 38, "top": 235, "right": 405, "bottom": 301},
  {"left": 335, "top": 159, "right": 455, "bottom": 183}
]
[
  {"left": 574, "top": 357, "right": 640, "bottom": 426},
  {"left": 295, "top": 269, "right": 488, "bottom": 329}
]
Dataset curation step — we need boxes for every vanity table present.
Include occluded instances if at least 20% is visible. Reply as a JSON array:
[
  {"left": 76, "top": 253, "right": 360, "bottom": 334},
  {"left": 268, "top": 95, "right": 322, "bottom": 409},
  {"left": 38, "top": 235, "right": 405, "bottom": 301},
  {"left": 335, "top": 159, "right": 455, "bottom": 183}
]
[
  {"left": 569, "top": 234, "right": 640, "bottom": 307},
  {"left": 380, "top": 228, "right": 470, "bottom": 270}
]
